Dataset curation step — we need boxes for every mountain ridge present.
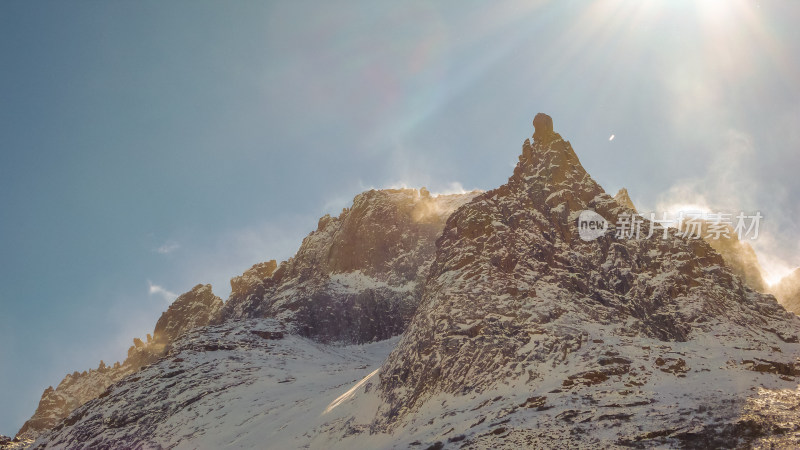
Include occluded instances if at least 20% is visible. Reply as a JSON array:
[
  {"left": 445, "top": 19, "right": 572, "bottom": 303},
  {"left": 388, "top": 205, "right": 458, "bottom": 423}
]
[
  {"left": 9, "top": 113, "right": 800, "bottom": 449},
  {"left": 10, "top": 187, "right": 481, "bottom": 445}
]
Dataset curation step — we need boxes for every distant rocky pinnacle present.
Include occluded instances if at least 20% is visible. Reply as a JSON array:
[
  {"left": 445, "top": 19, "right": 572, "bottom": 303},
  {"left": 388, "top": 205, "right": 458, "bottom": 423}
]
[
  {"left": 613, "top": 187, "right": 637, "bottom": 212},
  {"left": 229, "top": 260, "right": 277, "bottom": 300},
  {"left": 532, "top": 112, "right": 554, "bottom": 142},
  {"left": 153, "top": 284, "right": 222, "bottom": 346}
]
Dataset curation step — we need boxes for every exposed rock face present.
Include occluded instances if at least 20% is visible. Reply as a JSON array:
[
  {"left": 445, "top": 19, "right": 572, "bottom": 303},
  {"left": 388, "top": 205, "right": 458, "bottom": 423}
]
[
  {"left": 374, "top": 114, "right": 800, "bottom": 446},
  {"left": 152, "top": 284, "right": 222, "bottom": 346},
  {"left": 0, "top": 436, "right": 29, "bottom": 450},
  {"left": 217, "top": 188, "right": 480, "bottom": 344},
  {"left": 532, "top": 112, "right": 554, "bottom": 141},
  {"left": 772, "top": 268, "right": 800, "bottom": 314},
  {"left": 613, "top": 187, "right": 636, "bottom": 212},
  {"left": 15, "top": 284, "right": 223, "bottom": 442},
  {"left": 229, "top": 260, "right": 277, "bottom": 300},
  {"left": 611, "top": 187, "right": 767, "bottom": 293},
  {"left": 0, "top": 435, "right": 26, "bottom": 450},
  {"left": 15, "top": 362, "right": 139, "bottom": 442}
]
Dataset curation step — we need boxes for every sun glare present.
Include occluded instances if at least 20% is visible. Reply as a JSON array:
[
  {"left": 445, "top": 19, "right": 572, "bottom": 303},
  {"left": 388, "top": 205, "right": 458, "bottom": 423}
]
[{"left": 696, "top": 0, "right": 738, "bottom": 25}]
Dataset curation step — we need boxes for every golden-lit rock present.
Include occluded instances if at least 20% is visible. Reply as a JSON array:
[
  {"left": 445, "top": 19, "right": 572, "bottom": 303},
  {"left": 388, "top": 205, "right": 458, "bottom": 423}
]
[{"left": 614, "top": 188, "right": 637, "bottom": 212}]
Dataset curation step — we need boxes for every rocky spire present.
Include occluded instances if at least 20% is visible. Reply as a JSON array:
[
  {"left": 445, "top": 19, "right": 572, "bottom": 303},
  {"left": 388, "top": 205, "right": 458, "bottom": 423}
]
[
  {"left": 614, "top": 187, "right": 637, "bottom": 211},
  {"left": 532, "top": 112, "right": 555, "bottom": 142}
]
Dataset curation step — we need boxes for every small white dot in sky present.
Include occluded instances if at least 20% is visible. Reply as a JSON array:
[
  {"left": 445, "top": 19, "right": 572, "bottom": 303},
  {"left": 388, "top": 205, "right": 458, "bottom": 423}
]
[{"left": 609, "top": 134, "right": 615, "bottom": 141}]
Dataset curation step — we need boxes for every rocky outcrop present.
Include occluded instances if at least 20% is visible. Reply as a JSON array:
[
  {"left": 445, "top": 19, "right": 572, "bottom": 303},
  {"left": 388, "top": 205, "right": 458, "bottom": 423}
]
[
  {"left": 229, "top": 260, "right": 277, "bottom": 300},
  {"left": 152, "top": 284, "right": 222, "bottom": 346},
  {"left": 772, "top": 268, "right": 800, "bottom": 314},
  {"left": 613, "top": 187, "right": 768, "bottom": 293},
  {"left": 532, "top": 112, "right": 554, "bottom": 141},
  {"left": 217, "top": 188, "right": 480, "bottom": 344},
  {"left": 15, "top": 284, "right": 223, "bottom": 442},
  {"left": 15, "top": 361, "right": 138, "bottom": 442},
  {"left": 0, "top": 435, "right": 30, "bottom": 450},
  {"left": 613, "top": 187, "right": 636, "bottom": 212}
]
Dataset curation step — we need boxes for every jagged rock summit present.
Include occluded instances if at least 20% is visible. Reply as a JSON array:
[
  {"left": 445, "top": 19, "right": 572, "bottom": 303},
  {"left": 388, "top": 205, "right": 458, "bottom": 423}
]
[
  {"left": 152, "top": 284, "right": 222, "bottom": 346},
  {"left": 532, "top": 112, "right": 554, "bottom": 141},
  {"left": 611, "top": 187, "right": 768, "bottom": 294},
  {"left": 217, "top": 188, "right": 481, "bottom": 344},
  {"left": 698, "top": 221, "right": 768, "bottom": 293},
  {"left": 229, "top": 260, "right": 277, "bottom": 300},
  {"left": 614, "top": 187, "right": 637, "bottom": 212}
]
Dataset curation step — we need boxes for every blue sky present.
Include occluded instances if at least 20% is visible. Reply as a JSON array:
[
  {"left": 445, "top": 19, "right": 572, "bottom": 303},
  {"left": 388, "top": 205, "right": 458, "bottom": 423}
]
[{"left": 2, "top": 0, "right": 799, "bottom": 436}]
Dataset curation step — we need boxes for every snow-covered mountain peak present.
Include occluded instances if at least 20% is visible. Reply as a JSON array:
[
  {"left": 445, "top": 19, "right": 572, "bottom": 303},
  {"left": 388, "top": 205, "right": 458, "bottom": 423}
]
[{"left": 370, "top": 114, "right": 800, "bottom": 446}]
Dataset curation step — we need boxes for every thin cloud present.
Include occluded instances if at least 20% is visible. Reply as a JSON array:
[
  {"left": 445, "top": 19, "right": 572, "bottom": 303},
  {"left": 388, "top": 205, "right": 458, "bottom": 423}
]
[
  {"left": 148, "top": 281, "right": 177, "bottom": 303},
  {"left": 154, "top": 240, "right": 180, "bottom": 254},
  {"left": 656, "top": 129, "right": 755, "bottom": 214},
  {"left": 654, "top": 129, "right": 798, "bottom": 285}
]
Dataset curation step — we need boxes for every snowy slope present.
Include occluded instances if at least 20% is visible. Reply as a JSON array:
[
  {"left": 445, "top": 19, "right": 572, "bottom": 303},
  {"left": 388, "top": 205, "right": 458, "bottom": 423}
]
[{"left": 30, "top": 320, "right": 398, "bottom": 449}]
